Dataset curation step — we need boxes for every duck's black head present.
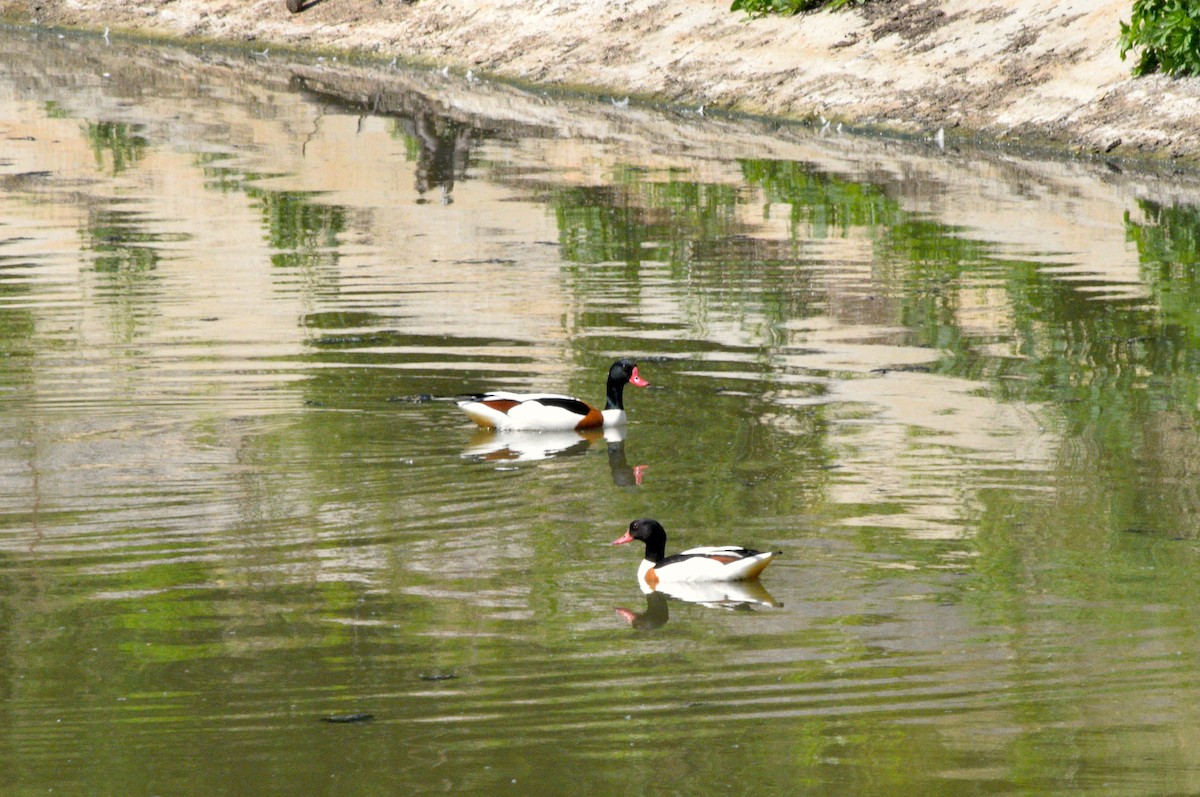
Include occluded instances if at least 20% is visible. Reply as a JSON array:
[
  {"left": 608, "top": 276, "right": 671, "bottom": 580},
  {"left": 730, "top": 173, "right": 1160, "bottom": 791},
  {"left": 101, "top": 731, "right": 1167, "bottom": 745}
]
[
  {"left": 605, "top": 359, "right": 649, "bottom": 410},
  {"left": 612, "top": 518, "right": 667, "bottom": 562}
]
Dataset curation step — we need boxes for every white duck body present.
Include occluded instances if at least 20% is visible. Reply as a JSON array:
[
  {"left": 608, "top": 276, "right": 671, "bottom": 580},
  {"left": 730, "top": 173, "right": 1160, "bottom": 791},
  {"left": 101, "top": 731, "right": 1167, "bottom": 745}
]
[
  {"left": 458, "top": 360, "right": 647, "bottom": 432},
  {"left": 635, "top": 546, "right": 778, "bottom": 586},
  {"left": 458, "top": 391, "right": 624, "bottom": 431},
  {"left": 614, "top": 519, "right": 780, "bottom": 588}
]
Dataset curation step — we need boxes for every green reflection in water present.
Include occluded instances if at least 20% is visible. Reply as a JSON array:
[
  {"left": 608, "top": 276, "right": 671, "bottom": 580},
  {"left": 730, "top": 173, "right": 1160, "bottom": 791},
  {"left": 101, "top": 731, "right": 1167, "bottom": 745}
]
[
  {"left": 555, "top": 178, "right": 741, "bottom": 267},
  {"left": 545, "top": 154, "right": 1200, "bottom": 557},
  {"left": 256, "top": 190, "right": 346, "bottom": 270},
  {"left": 0, "top": 247, "right": 35, "bottom": 376},
  {"left": 82, "top": 120, "right": 148, "bottom": 175},
  {"left": 8, "top": 40, "right": 1200, "bottom": 793},
  {"left": 199, "top": 156, "right": 348, "bottom": 273},
  {"left": 80, "top": 205, "right": 164, "bottom": 342},
  {"left": 85, "top": 207, "right": 161, "bottom": 276},
  {"left": 1129, "top": 199, "right": 1200, "bottom": 269},
  {"left": 743, "top": 158, "right": 900, "bottom": 236}
]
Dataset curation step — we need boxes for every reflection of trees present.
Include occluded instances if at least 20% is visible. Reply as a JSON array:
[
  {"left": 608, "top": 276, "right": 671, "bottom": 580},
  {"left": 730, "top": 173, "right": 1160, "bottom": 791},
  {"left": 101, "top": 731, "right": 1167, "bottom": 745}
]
[
  {"left": 546, "top": 154, "right": 1200, "bottom": 536},
  {"left": 289, "top": 74, "right": 483, "bottom": 205},
  {"left": 251, "top": 189, "right": 347, "bottom": 270},
  {"left": 81, "top": 206, "right": 163, "bottom": 342},
  {"left": 85, "top": 207, "right": 161, "bottom": 276},
  {"left": 199, "top": 156, "right": 348, "bottom": 281},
  {"left": 1128, "top": 199, "right": 1200, "bottom": 339},
  {"left": 0, "top": 246, "right": 35, "bottom": 392},
  {"left": 554, "top": 177, "right": 740, "bottom": 267},
  {"left": 396, "top": 112, "right": 475, "bottom": 205},
  {"left": 743, "top": 159, "right": 901, "bottom": 236},
  {"left": 548, "top": 155, "right": 1200, "bottom": 424},
  {"left": 82, "top": 121, "right": 148, "bottom": 175},
  {"left": 755, "top": 169, "right": 1200, "bottom": 535},
  {"left": 77, "top": 120, "right": 161, "bottom": 339}
]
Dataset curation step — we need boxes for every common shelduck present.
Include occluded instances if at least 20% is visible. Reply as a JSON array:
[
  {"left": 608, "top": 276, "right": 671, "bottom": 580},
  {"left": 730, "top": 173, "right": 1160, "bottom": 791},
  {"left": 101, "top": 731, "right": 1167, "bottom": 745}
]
[
  {"left": 457, "top": 359, "right": 648, "bottom": 432},
  {"left": 612, "top": 518, "right": 780, "bottom": 587}
]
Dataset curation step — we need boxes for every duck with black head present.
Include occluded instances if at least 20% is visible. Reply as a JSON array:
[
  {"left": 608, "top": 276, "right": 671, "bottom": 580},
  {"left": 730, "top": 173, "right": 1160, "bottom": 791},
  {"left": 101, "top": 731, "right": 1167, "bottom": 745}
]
[
  {"left": 612, "top": 519, "right": 780, "bottom": 588},
  {"left": 458, "top": 359, "right": 648, "bottom": 432}
]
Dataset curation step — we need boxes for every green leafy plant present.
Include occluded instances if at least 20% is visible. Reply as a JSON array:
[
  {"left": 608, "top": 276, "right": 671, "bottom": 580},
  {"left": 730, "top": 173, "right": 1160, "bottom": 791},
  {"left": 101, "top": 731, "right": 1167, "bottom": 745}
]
[
  {"left": 1119, "top": 0, "right": 1200, "bottom": 77},
  {"left": 731, "top": 0, "right": 862, "bottom": 19}
]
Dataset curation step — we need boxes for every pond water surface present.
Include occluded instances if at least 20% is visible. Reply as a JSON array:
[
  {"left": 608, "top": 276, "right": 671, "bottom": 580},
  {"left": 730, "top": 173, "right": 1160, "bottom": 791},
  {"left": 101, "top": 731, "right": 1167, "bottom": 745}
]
[{"left": 5, "top": 26, "right": 1200, "bottom": 796}]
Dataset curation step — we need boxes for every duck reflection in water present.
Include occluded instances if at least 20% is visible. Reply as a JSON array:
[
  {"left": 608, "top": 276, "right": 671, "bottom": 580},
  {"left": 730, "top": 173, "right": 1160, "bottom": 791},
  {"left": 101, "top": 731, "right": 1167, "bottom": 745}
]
[
  {"left": 615, "top": 580, "right": 780, "bottom": 631},
  {"left": 461, "top": 426, "right": 646, "bottom": 485},
  {"left": 615, "top": 591, "right": 670, "bottom": 631}
]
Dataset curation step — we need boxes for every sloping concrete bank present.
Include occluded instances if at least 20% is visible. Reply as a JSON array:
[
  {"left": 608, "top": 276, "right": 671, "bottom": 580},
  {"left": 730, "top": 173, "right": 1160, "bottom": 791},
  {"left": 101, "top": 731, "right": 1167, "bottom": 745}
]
[{"left": 4, "top": 0, "right": 1200, "bottom": 164}]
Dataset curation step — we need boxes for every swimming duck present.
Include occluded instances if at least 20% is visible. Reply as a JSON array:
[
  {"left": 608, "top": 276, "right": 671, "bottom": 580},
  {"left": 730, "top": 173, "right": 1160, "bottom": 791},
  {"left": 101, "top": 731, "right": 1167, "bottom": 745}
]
[
  {"left": 458, "top": 359, "right": 648, "bottom": 431},
  {"left": 612, "top": 519, "right": 780, "bottom": 587}
]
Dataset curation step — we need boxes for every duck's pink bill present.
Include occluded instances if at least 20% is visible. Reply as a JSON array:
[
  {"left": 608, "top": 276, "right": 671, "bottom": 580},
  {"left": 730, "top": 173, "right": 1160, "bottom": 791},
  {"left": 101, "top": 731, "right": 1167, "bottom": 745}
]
[
  {"left": 630, "top": 367, "right": 649, "bottom": 388},
  {"left": 612, "top": 531, "right": 634, "bottom": 545}
]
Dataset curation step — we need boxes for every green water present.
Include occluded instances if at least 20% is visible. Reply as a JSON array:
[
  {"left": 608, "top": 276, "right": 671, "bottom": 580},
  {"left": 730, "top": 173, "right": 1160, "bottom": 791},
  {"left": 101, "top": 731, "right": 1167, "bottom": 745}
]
[{"left": 4, "top": 26, "right": 1200, "bottom": 796}]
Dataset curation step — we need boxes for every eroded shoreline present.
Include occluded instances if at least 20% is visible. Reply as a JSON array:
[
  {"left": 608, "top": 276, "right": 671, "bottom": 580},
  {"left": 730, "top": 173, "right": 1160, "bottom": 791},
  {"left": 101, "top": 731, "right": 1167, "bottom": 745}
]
[{"left": 3, "top": 0, "right": 1200, "bottom": 165}]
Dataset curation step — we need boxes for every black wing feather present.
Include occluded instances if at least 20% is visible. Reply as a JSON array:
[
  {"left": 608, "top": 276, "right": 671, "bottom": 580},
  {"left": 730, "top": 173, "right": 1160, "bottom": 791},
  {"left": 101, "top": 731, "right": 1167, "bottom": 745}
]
[
  {"left": 657, "top": 549, "right": 761, "bottom": 568},
  {"left": 537, "top": 396, "right": 593, "bottom": 415}
]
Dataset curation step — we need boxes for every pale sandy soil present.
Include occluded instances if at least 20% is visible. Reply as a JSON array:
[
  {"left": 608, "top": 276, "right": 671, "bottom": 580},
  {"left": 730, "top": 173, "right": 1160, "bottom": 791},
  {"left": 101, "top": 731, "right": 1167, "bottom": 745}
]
[{"left": 4, "top": 0, "right": 1200, "bottom": 163}]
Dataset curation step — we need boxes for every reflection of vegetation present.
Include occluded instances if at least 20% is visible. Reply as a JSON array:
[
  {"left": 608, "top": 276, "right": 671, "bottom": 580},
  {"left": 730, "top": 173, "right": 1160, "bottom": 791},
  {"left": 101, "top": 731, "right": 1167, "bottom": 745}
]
[
  {"left": 80, "top": 206, "right": 166, "bottom": 341},
  {"left": 552, "top": 170, "right": 740, "bottom": 267},
  {"left": 1127, "top": 200, "right": 1200, "bottom": 356},
  {"left": 392, "top": 113, "right": 478, "bottom": 203},
  {"left": 82, "top": 121, "right": 148, "bottom": 175},
  {"left": 551, "top": 158, "right": 996, "bottom": 341},
  {"left": 84, "top": 207, "right": 161, "bottom": 276},
  {"left": 0, "top": 247, "right": 36, "bottom": 390},
  {"left": 253, "top": 189, "right": 347, "bottom": 270},
  {"left": 547, "top": 152, "right": 1200, "bottom": 539},
  {"left": 1128, "top": 199, "right": 1200, "bottom": 265},
  {"left": 551, "top": 156, "right": 1200, "bottom": 439},
  {"left": 743, "top": 159, "right": 899, "bottom": 237},
  {"left": 42, "top": 100, "right": 69, "bottom": 119},
  {"left": 200, "top": 157, "right": 348, "bottom": 273}
]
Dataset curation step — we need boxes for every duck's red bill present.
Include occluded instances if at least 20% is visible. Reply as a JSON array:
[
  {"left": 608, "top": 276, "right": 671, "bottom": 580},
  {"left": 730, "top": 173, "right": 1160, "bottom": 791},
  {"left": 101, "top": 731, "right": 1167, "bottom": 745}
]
[
  {"left": 612, "top": 531, "right": 634, "bottom": 545},
  {"left": 629, "top": 367, "right": 649, "bottom": 388}
]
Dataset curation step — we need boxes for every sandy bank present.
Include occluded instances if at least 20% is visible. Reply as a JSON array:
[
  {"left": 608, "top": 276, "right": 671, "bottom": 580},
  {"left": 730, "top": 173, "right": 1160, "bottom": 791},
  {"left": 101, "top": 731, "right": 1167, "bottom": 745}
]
[{"left": 4, "top": 0, "right": 1200, "bottom": 163}]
